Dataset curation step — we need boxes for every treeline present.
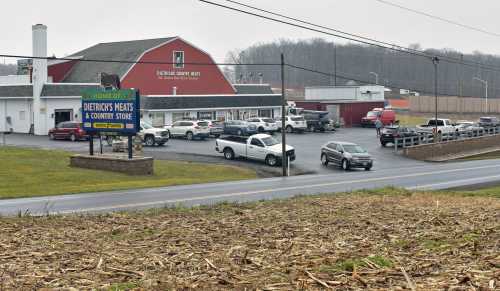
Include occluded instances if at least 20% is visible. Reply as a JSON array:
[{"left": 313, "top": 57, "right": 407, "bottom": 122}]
[
  {"left": 224, "top": 38, "right": 500, "bottom": 98},
  {"left": 0, "top": 63, "right": 16, "bottom": 76}
]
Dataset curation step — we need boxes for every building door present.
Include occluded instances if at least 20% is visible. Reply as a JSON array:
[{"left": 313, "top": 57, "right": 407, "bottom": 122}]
[{"left": 54, "top": 109, "right": 73, "bottom": 127}]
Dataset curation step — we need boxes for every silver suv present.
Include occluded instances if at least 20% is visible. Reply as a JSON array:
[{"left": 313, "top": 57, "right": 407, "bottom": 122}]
[{"left": 321, "top": 141, "right": 373, "bottom": 171}]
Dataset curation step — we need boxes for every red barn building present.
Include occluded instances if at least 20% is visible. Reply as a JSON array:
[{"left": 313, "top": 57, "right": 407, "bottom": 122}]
[{"left": 47, "top": 37, "right": 281, "bottom": 126}]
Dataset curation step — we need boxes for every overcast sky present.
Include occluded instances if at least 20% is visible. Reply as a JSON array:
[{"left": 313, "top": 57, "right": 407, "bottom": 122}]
[{"left": 1, "top": 0, "right": 499, "bottom": 64}]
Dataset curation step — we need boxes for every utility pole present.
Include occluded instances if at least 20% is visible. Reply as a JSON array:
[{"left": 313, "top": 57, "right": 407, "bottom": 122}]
[
  {"left": 432, "top": 57, "right": 439, "bottom": 135},
  {"left": 333, "top": 43, "right": 337, "bottom": 86},
  {"left": 473, "top": 77, "right": 488, "bottom": 113},
  {"left": 459, "top": 54, "right": 463, "bottom": 115},
  {"left": 281, "top": 53, "right": 287, "bottom": 177}
]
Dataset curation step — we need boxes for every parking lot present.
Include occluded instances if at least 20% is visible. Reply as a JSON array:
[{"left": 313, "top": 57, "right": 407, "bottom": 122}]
[{"left": 3, "top": 127, "right": 425, "bottom": 175}]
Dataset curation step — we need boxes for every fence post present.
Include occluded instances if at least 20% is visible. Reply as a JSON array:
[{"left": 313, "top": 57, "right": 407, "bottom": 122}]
[{"left": 394, "top": 138, "right": 398, "bottom": 151}]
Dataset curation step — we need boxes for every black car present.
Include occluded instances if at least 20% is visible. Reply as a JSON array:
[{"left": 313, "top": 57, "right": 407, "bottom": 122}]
[
  {"left": 321, "top": 141, "right": 373, "bottom": 171},
  {"left": 380, "top": 126, "right": 420, "bottom": 147},
  {"left": 478, "top": 117, "right": 499, "bottom": 128}
]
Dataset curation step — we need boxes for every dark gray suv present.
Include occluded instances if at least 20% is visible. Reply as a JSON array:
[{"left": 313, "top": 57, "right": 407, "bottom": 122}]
[{"left": 321, "top": 141, "right": 373, "bottom": 171}]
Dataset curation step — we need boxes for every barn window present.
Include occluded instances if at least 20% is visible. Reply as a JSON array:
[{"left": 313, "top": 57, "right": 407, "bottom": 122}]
[{"left": 173, "top": 51, "right": 184, "bottom": 68}]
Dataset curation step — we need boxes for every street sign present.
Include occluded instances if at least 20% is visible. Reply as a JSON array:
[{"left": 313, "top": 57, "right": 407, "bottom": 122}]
[{"left": 82, "top": 89, "right": 140, "bottom": 135}]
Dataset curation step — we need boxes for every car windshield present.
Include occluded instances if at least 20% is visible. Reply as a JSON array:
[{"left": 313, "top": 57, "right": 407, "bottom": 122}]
[
  {"left": 263, "top": 118, "right": 275, "bottom": 123},
  {"left": 291, "top": 116, "right": 305, "bottom": 121},
  {"left": 367, "top": 111, "right": 380, "bottom": 117},
  {"left": 343, "top": 144, "right": 367, "bottom": 154},
  {"left": 261, "top": 136, "right": 280, "bottom": 146},
  {"left": 197, "top": 121, "right": 209, "bottom": 126},
  {"left": 141, "top": 121, "right": 153, "bottom": 129},
  {"left": 428, "top": 119, "right": 445, "bottom": 126}
]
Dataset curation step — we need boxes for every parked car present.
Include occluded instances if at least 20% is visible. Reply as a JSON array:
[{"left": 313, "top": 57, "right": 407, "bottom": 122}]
[
  {"left": 141, "top": 121, "right": 170, "bottom": 146},
  {"left": 416, "top": 118, "right": 457, "bottom": 136},
  {"left": 380, "top": 126, "right": 420, "bottom": 147},
  {"left": 288, "top": 107, "right": 335, "bottom": 132},
  {"left": 361, "top": 109, "right": 396, "bottom": 127},
  {"left": 275, "top": 116, "right": 308, "bottom": 133},
  {"left": 165, "top": 120, "right": 210, "bottom": 140},
  {"left": 478, "top": 116, "right": 499, "bottom": 128},
  {"left": 456, "top": 121, "right": 484, "bottom": 137},
  {"left": 107, "top": 121, "right": 169, "bottom": 147},
  {"left": 49, "top": 122, "right": 88, "bottom": 141},
  {"left": 215, "top": 134, "right": 295, "bottom": 166},
  {"left": 247, "top": 117, "right": 279, "bottom": 133},
  {"left": 204, "top": 120, "right": 224, "bottom": 138},
  {"left": 223, "top": 120, "right": 258, "bottom": 136},
  {"left": 320, "top": 141, "right": 373, "bottom": 171}
]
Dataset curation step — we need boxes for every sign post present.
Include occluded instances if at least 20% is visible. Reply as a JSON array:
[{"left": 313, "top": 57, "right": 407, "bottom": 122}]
[{"left": 81, "top": 89, "right": 140, "bottom": 159}]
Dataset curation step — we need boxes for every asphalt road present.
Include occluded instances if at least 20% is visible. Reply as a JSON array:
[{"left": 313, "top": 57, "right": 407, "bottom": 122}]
[
  {"left": 3, "top": 128, "right": 423, "bottom": 174},
  {"left": 2, "top": 130, "right": 498, "bottom": 216},
  {"left": 1, "top": 158, "right": 500, "bottom": 216}
]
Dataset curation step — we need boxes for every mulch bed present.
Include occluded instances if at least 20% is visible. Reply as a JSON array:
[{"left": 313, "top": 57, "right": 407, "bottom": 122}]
[{"left": 0, "top": 190, "right": 498, "bottom": 290}]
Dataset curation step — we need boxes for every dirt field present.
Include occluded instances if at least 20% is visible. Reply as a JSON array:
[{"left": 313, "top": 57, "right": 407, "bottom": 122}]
[{"left": 0, "top": 189, "right": 498, "bottom": 290}]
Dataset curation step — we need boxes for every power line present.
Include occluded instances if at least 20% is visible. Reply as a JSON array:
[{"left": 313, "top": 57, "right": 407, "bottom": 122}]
[
  {"left": 0, "top": 54, "right": 280, "bottom": 66},
  {"left": 285, "top": 63, "right": 489, "bottom": 97},
  {"left": 373, "top": 0, "right": 500, "bottom": 38},
  {"left": 201, "top": 0, "right": 500, "bottom": 73}
]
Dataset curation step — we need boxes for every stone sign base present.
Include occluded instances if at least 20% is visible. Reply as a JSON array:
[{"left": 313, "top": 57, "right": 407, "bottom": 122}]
[{"left": 70, "top": 154, "right": 154, "bottom": 175}]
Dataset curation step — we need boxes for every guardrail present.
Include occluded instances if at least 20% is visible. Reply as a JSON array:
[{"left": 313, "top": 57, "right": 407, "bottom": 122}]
[{"left": 394, "top": 126, "right": 500, "bottom": 151}]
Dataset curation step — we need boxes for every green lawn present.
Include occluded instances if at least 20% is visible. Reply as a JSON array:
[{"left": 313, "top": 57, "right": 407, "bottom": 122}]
[
  {"left": 0, "top": 147, "right": 257, "bottom": 199},
  {"left": 459, "top": 186, "right": 500, "bottom": 198},
  {"left": 396, "top": 114, "right": 427, "bottom": 126}
]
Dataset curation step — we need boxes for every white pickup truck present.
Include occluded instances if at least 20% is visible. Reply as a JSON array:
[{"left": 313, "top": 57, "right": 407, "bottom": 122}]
[
  {"left": 416, "top": 119, "right": 458, "bottom": 135},
  {"left": 215, "top": 134, "right": 295, "bottom": 166}
]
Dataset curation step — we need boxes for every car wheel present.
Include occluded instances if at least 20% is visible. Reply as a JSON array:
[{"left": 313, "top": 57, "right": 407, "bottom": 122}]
[
  {"left": 341, "top": 159, "right": 350, "bottom": 171},
  {"left": 236, "top": 129, "right": 243, "bottom": 136},
  {"left": 365, "top": 166, "right": 372, "bottom": 171},
  {"left": 258, "top": 127, "right": 265, "bottom": 133},
  {"left": 308, "top": 125, "right": 315, "bottom": 132},
  {"left": 381, "top": 141, "right": 386, "bottom": 147},
  {"left": 265, "top": 154, "right": 278, "bottom": 167},
  {"left": 186, "top": 131, "right": 194, "bottom": 140},
  {"left": 49, "top": 133, "right": 55, "bottom": 140},
  {"left": 321, "top": 154, "right": 328, "bottom": 166},
  {"left": 144, "top": 135, "right": 155, "bottom": 146},
  {"left": 223, "top": 148, "right": 235, "bottom": 160},
  {"left": 214, "top": 134, "right": 221, "bottom": 138},
  {"left": 70, "top": 134, "right": 76, "bottom": 142},
  {"left": 286, "top": 126, "right": 293, "bottom": 133}
]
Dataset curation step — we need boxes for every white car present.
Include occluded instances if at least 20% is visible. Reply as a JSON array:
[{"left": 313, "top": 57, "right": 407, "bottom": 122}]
[
  {"left": 416, "top": 118, "right": 457, "bottom": 135},
  {"left": 165, "top": 120, "right": 210, "bottom": 140},
  {"left": 276, "top": 116, "right": 307, "bottom": 133},
  {"left": 109, "top": 121, "right": 169, "bottom": 150},
  {"left": 215, "top": 134, "right": 295, "bottom": 166},
  {"left": 247, "top": 117, "right": 279, "bottom": 133}
]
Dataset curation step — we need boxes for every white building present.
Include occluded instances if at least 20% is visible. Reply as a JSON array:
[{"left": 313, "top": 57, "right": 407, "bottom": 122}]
[
  {"left": 0, "top": 24, "right": 99, "bottom": 135},
  {"left": 0, "top": 25, "right": 281, "bottom": 135},
  {"left": 305, "top": 85, "right": 386, "bottom": 102}
]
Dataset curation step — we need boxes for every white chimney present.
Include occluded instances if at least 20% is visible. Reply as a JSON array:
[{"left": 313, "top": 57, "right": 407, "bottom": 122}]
[
  {"left": 172, "top": 86, "right": 177, "bottom": 95},
  {"left": 32, "top": 24, "right": 48, "bottom": 135}
]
